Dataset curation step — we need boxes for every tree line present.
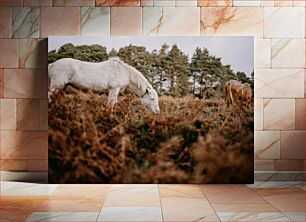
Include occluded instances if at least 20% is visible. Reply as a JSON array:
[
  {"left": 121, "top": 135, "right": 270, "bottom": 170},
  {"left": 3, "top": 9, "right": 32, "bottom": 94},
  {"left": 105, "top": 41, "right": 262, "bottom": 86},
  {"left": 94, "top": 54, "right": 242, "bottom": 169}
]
[{"left": 48, "top": 43, "right": 253, "bottom": 98}]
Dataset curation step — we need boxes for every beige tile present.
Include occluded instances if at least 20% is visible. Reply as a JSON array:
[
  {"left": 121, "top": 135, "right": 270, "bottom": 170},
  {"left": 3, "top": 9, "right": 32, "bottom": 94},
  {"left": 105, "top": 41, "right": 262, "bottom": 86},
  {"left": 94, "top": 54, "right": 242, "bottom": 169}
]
[
  {"left": 263, "top": 99, "right": 295, "bottom": 130},
  {"left": 41, "top": 7, "right": 80, "bottom": 38},
  {"left": 272, "top": 39, "right": 305, "bottom": 68},
  {"left": 200, "top": 7, "right": 263, "bottom": 37},
  {"left": 261, "top": 0, "right": 274, "bottom": 6},
  {"left": 275, "top": 160, "right": 304, "bottom": 171},
  {"left": 159, "top": 184, "right": 204, "bottom": 198},
  {"left": 81, "top": 7, "right": 110, "bottom": 36},
  {"left": 52, "top": 184, "right": 111, "bottom": 198},
  {"left": 143, "top": 7, "right": 200, "bottom": 36},
  {"left": 255, "top": 131, "right": 280, "bottom": 160},
  {"left": 0, "top": 39, "right": 18, "bottom": 68},
  {"left": 19, "top": 39, "right": 48, "bottom": 68},
  {"left": 295, "top": 99, "right": 305, "bottom": 130},
  {"left": 176, "top": 0, "right": 197, "bottom": 6},
  {"left": 198, "top": 0, "right": 232, "bottom": 6},
  {"left": 280, "top": 131, "right": 304, "bottom": 159},
  {"left": 0, "top": 131, "right": 48, "bottom": 159},
  {"left": 212, "top": 203, "right": 278, "bottom": 212},
  {"left": 0, "top": 69, "right": 3, "bottom": 98},
  {"left": 255, "top": 69, "right": 304, "bottom": 98},
  {"left": 217, "top": 212, "right": 291, "bottom": 221},
  {"left": 153, "top": 0, "right": 175, "bottom": 6},
  {"left": 255, "top": 160, "right": 274, "bottom": 171},
  {"left": 161, "top": 197, "right": 219, "bottom": 221},
  {"left": 255, "top": 39, "right": 271, "bottom": 69},
  {"left": 0, "top": 0, "right": 22, "bottom": 6},
  {"left": 233, "top": 0, "right": 260, "bottom": 6},
  {"left": 103, "top": 185, "right": 160, "bottom": 207},
  {"left": 12, "top": 7, "right": 39, "bottom": 38},
  {"left": 264, "top": 7, "right": 305, "bottom": 38},
  {"left": 255, "top": 99, "right": 263, "bottom": 130},
  {"left": 0, "top": 7, "right": 11, "bottom": 38},
  {"left": 305, "top": 70, "right": 306, "bottom": 98},
  {"left": 293, "top": 0, "right": 305, "bottom": 6},
  {"left": 23, "top": 0, "right": 52, "bottom": 6},
  {"left": 53, "top": 0, "right": 95, "bottom": 6},
  {"left": 96, "top": 0, "right": 140, "bottom": 6},
  {"left": 0, "top": 99, "right": 16, "bottom": 130},
  {"left": 200, "top": 185, "right": 266, "bottom": 204},
  {"left": 274, "top": 0, "right": 293, "bottom": 6},
  {"left": 17, "top": 99, "right": 40, "bottom": 130},
  {"left": 110, "top": 7, "right": 142, "bottom": 36},
  {"left": 3, "top": 69, "right": 48, "bottom": 99},
  {"left": 141, "top": 0, "right": 153, "bottom": 6},
  {"left": 0, "top": 159, "right": 27, "bottom": 171},
  {"left": 27, "top": 159, "right": 48, "bottom": 171},
  {"left": 40, "top": 99, "right": 48, "bottom": 130}
]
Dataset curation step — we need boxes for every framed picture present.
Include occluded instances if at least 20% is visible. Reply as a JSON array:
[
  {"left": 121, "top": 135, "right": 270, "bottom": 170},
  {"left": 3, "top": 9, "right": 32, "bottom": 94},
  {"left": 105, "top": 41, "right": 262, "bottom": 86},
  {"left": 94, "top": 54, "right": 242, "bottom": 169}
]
[{"left": 48, "top": 36, "right": 254, "bottom": 184}]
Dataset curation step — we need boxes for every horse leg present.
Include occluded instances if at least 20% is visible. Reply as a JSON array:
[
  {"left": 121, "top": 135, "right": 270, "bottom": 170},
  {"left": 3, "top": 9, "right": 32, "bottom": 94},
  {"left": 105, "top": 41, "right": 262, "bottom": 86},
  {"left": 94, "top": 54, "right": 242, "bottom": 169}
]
[{"left": 108, "top": 87, "right": 120, "bottom": 112}]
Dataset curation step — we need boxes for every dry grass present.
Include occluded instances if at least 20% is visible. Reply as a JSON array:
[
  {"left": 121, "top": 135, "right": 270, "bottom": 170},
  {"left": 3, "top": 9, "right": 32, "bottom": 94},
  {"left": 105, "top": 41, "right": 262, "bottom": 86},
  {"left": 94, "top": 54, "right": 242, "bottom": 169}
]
[{"left": 48, "top": 87, "right": 254, "bottom": 184}]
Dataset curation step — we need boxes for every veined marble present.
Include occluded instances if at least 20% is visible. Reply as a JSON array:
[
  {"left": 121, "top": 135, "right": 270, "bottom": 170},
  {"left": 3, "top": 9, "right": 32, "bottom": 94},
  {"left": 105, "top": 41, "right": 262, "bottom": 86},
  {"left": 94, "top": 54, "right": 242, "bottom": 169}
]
[
  {"left": 26, "top": 212, "right": 99, "bottom": 221},
  {"left": 264, "top": 7, "right": 305, "bottom": 38},
  {"left": 254, "top": 171, "right": 304, "bottom": 181},
  {"left": 293, "top": 0, "right": 306, "bottom": 6},
  {"left": 198, "top": 0, "right": 232, "bottom": 6},
  {"left": 260, "top": 0, "right": 274, "bottom": 6},
  {"left": 271, "top": 39, "right": 305, "bottom": 68},
  {"left": 12, "top": 7, "right": 39, "bottom": 38},
  {"left": 255, "top": 131, "right": 280, "bottom": 160},
  {"left": 248, "top": 181, "right": 304, "bottom": 188},
  {"left": 158, "top": 184, "right": 204, "bottom": 198},
  {"left": 153, "top": 0, "right": 175, "bottom": 6},
  {"left": 81, "top": 7, "right": 110, "bottom": 36},
  {"left": 217, "top": 212, "right": 291, "bottom": 221},
  {"left": 143, "top": 7, "right": 200, "bottom": 36},
  {"left": 176, "top": 0, "right": 197, "bottom": 6},
  {"left": 200, "top": 7, "right": 263, "bottom": 37},
  {"left": 98, "top": 207, "right": 162, "bottom": 221},
  {"left": 0, "top": 7, "right": 11, "bottom": 38},
  {"left": 19, "top": 39, "right": 47, "bottom": 68},
  {"left": 1, "top": 181, "right": 58, "bottom": 196},
  {"left": 255, "top": 39, "right": 271, "bottom": 68},
  {"left": 255, "top": 69, "right": 304, "bottom": 98},
  {"left": 283, "top": 212, "right": 305, "bottom": 221},
  {"left": 233, "top": 0, "right": 260, "bottom": 6},
  {"left": 280, "top": 131, "right": 304, "bottom": 159},
  {"left": 254, "top": 160, "right": 274, "bottom": 171},
  {"left": 141, "top": 0, "right": 153, "bottom": 6},
  {"left": 274, "top": 0, "right": 293, "bottom": 6},
  {"left": 0, "top": 99, "right": 16, "bottom": 131},
  {"left": 254, "top": 99, "right": 263, "bottom": 130}
]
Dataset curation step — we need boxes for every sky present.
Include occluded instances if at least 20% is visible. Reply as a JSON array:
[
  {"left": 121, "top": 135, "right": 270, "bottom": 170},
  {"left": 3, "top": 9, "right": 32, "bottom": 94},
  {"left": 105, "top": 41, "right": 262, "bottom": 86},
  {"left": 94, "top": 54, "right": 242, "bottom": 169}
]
[{"left": 48, "top": 36, "right": 254, "bottom": 77}]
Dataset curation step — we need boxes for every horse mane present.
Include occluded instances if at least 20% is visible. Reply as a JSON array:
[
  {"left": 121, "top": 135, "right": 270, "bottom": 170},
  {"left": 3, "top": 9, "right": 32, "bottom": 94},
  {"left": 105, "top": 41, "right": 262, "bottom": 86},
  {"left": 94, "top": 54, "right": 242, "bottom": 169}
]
[{"left": 109, "top": 57, "right": 152, "bottom": 95}]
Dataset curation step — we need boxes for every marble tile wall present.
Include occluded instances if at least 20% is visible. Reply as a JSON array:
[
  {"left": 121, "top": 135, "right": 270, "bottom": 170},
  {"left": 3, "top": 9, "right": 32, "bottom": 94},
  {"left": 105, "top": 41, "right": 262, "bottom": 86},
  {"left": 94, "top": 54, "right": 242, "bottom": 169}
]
[{"left": 0, "top": 0, "right": 304, "bottom": 178}]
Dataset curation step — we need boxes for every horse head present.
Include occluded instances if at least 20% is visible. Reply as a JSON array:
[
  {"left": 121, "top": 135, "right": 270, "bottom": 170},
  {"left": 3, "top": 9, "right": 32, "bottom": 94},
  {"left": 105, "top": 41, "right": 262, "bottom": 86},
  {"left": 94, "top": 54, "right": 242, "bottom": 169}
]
[{"left": 140, "top": 87, "right": 160, "bottom": 115}]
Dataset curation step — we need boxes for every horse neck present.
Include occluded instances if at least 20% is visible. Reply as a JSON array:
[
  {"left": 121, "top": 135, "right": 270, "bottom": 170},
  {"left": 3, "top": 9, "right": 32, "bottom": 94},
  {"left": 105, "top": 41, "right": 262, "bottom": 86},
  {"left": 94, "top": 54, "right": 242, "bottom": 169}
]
[{"left": 128, "top": 67, "right": 150, "bottom": 96}]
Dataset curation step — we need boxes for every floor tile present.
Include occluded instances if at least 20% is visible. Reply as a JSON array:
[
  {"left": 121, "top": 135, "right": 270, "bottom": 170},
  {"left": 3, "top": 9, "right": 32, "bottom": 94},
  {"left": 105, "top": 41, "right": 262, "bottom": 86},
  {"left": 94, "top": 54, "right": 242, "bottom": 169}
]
[
  {"left": 52, "top": 184, "right": 111, "bottom": 198},
  {"left": 97, "top": 207, "right": 162, "bottom": 221},
  {"left": 25, "top": 212, "right": 99, "bottom": 221},
  {"left": 200, "top": 185, "right": 266, "bottom": 204},
  {"left": 103, "top": 184, "right": 160, "bottom": 207},
  {"left": 1, "top": 181, "right": 58, "bottom": 196},
  {"left": 248, "top": 181, "right": 304, "bottom": 189},
  {"left": 0, "top": 196, "right": 47, "bottom": 221},
  {"left": 283, "top": 212, "right": 305, "bottom": 221},
  {"left": 217, "top": 212, "right": 291, "bottom": 221},
  {"left": 212, "top": 203, "right": 278, "bottom": 212},
  {"left": 158, "top": 184, "right": 203, "bottom": 198},
  {"left": 161, "top": 197, "right": 219, "bottom": 221}
]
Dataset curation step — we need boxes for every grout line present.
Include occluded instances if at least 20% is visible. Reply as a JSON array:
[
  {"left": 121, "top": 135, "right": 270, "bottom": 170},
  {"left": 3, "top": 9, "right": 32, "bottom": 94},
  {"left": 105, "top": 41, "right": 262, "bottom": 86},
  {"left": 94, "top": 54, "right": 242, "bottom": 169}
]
[{"left": 157, "top": 184, "right": 165, "bottom": 222}]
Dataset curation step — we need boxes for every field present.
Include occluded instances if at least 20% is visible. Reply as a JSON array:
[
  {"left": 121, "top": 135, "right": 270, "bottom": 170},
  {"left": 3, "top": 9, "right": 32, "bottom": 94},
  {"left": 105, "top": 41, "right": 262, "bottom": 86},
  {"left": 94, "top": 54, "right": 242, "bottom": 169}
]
[{"left": 48, "top": 87, "right": 254, "bottom": 184}]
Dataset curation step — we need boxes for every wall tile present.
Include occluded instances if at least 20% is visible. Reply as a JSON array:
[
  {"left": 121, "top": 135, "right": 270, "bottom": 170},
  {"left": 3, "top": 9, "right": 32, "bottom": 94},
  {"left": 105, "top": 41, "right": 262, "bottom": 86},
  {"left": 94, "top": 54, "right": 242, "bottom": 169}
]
[
  {"left": 141, "top": 0, "right": 153, "bottom": 6},
  {"left": 12, "top": 7, "right": 39, "bottom": 38},
  {"left": 3, "top": 69, "right": 48, "bottom": 99},
  {"left": 27, "top": 159, "right": 48, "bottom": 171},
  {"left": 0, "top": 39, "right": 18, "bottom": 68},
  {"left": 17, "top": 99, "right": 40, "bottom": 130},
  {"left": 40, "top": 7, "right": 80, "bottom": 38},
  {"left": 255, "top": 160, "right": 274, "bottom": 171},
  {"left": 274, "top": 0, "right": 293, "bottom": 6},
  {"left": 255, "top": 131, "right": 280, "bottom": 160},
  {"left": 280, "top": 131, "right": 304, "bottom": 159},
  {"left": 0, "top": 0, "right": 22, "bottom": 6},
  {"left": 275, "top": 160, "right": 304, "bottom": 171},
  {"left": 255, "top": 99, "right": 263, "bottom": 130},
  {"left": 81, "top": 7, "right": 110, "bottom": 36},
  {"left": 295, "top": 99, "right": 305, "bottom": 130},
  {"left": 0, "top": 99, "right": 16, "bottom": 131},
  {"left": 19, "top": 39, "right": 48, "bottom": 68},
  {"left": 260, "top": 0, "right": 274, "bottom": 6},
  {"left": 154, "top": 0, "right": 175, "bottom": 6},
  {"left": 0, "top": 7, "right": 11, "bottom": 38},
  {"left": 293, "top": 0, "right": 305, "bottom": 6},
  {"left": 96, "top": 0, "right": 140, "bottom": 6},
  {"left": 143, "top": 7, "right": 200, "bottom": 36},
  {"left": 255, "top": 69, "right": 304, "bottom": 98},
  {"left": 111, "top": 7, "right": 142, "bottom": 36},
  {"left": 305, "top": 70, "right": 306, "bottom": 98},
  {"left": 233, "top": 0, "right": 260, "bottom": 6},
  {"left": 0, "top": 159, "right": 27, "bottom": 171},
  {"left": 23, "top": 0, "right": 52, "bottom": 6},
  {"left": 198, "top": 0, "right": 232, "bottom": 6},
  {"left": 264, "top": 7, "right": 305, "bottom": 38},
  {"left": 53, "top": 0, "right": 95, "bottom": 6},
  {"left": 200, "top": 7, "right": 263, "bottom": 37},
  {"left": 176, "top": 0, "right": 197, "bottom": 6},
  {"left": 255, "top": 39, "right": 271, "bottom": 68},
  {"left": 40, "top": 99, "right": 48, "bottom": 130},
  {"left": 0, "top": 69, "right": 3, "bottom": 98},
  {"left": 0, "top": 131, "right": 48, "bottom": 159},
  {"left": 271, "top": 39, "right": 305, "bottom": 68},
  {"left": 263, "top": 99, "right": 295, "bottom": 130}
]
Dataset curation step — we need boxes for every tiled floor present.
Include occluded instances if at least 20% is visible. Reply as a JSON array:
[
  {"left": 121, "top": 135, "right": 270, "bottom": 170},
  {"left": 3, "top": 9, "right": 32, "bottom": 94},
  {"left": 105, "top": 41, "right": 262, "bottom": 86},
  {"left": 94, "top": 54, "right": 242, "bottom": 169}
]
[{"left": 0, "top": 181, "right": 305, "bottom": 222}]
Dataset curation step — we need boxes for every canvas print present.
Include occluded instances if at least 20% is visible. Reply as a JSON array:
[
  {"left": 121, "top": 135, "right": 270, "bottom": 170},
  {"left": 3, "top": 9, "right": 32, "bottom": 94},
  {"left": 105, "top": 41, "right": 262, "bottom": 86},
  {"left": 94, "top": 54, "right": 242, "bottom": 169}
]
[{"left": 48, "top": 36, "right": 254, "bottom": 184}]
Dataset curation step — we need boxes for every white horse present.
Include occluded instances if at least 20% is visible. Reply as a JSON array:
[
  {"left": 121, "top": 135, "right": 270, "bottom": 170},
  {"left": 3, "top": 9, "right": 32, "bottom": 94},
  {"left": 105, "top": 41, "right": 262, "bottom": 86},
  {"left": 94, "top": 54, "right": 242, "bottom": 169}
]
[{"left": 48, "top": 57, "right": 160, "bottom": 114}]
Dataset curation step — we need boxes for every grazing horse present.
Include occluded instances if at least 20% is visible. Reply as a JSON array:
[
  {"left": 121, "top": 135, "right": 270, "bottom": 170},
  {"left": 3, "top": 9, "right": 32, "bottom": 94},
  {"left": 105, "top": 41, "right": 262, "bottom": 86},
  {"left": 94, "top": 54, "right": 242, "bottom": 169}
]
[
  {"left": 224, "top": 80, "right": 252, "bottom": 108},
  {"left": 48, "top": 57, "right": 160, "bottom": 114}
]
